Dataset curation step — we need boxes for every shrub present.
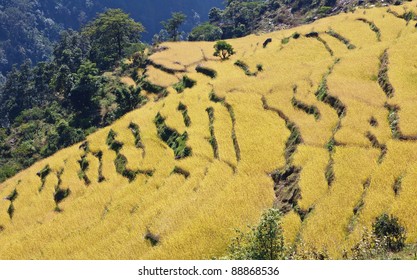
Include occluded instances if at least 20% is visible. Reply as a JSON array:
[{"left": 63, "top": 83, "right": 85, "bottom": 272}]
[
  {"left": 6, "top": 189, "right": 18, "bottom": 202},
  {"left": 373, "top": 213, "right": 406, "bottom": 252},
  {"left": 115, "top": 154, "right": 128, "bottom": 175},
  {"left": 144, "top": 229, "right": 160, "bottom": 246},
  {"left": 173, "top": 75, "right": 196, "bottom": 93},
  {"left": 318, "top": 6, "right": 332, "bottom": 14},
  {"left": 224, "top": 209, "right": 286, "bottom": 260},
  {"left": 281, "top": 37, "right": 290, "bottom": 44},
  {"left": 106, "top": 129, "right": 124, "bottom": 153},
  {"left": 213, "top": 40, "right": 235, "bottom": 60},
  {"left": 7, "top": 203, "right": 14, "bottom": 219},
  {"left": 234, "top": 60, "right": 249, "bottom": 72},
  {"left": 128, "top": 122, "right": 144, "bottom": 149},
  {"left": 154, "top": 113, "right": 192, "bottom": 159},
  {"left": 141, "top": 80, "right": 166, "bottom": 94},
  {"left": 37, "top": 165, "right": 51, "bottom": 180},
  {"left": 195, "top": 65, "right": 217, "bottom": 78},
  {"left": 54, "top": 188, "right": 71, "bottom": 205},
  {"left": 188, "top": 22, "right": 223, "bottom": 41},
  {"left": 234, "top": 60, "right": 256, "bottom": 76}
]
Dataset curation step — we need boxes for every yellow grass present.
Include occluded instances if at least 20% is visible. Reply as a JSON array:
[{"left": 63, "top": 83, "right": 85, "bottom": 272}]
[
  {"left": 120, "top": 76, "right": 136, "bottom": 87},
  {"left": 2, "top": 2, "right": 417, "bottom": 259},
  {"left": 145, "top": 65, "right": 180, "bottom": 87}
]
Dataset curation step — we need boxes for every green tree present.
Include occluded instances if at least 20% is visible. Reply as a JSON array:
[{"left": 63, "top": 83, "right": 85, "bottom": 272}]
[
  {"left": 189, "top": 23, "right": 223, "bottom": 41},
  {"left": 213, "top": 40, "right": 235, "bottom": 60},
  {"left": 53, "top": 30, "right": 90, "bottom": 72},
  {"left": 252, "top": 208, "right": 285, "bottom": 260},
  {"left": 208, "top": 7, "right": 223, "bottom": 23},
  {"left": 83, "top": 9, "right": 145, "bottom": 69},
  {"left": 225, "top": 208, "right": 286, "bottom": 260},
  {"left": 1, "top": 60, "right": 34, "bottom": 122},
  {"left": 161, "top": 12, "right": 187, "bottom": 41},
  {"left": 69, "top": 60, "right": 101, "bottom": 127},
  {"left": 53, "top": 65, "right": 73, "bottom": 97}
]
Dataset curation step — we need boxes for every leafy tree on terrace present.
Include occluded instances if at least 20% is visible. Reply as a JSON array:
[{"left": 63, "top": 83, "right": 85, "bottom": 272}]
[
  {"left": 83, "top": 9, "right": 145, "bottom": 69},
  {"left": 213, "top": 40, "right": 235, "bottom": 60}
]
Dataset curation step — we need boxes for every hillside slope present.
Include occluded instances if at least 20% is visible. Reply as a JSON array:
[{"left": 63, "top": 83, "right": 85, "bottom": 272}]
[
  {"left": 0, "top": 0, "right": 224, "bottom": 76},
  {"left": 1, "top": 2, "right": 417, "bottom": 259}
]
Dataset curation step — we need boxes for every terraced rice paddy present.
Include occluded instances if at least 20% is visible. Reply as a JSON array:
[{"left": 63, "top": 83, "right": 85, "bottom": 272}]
[{"left": 1, "top": 2, "right": 417, "bottom": 259}]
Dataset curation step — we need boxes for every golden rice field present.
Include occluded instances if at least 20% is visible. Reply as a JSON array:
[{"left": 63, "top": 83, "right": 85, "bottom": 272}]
[{"left": 2, "top": 2, "right": 417, "bottom": 259}]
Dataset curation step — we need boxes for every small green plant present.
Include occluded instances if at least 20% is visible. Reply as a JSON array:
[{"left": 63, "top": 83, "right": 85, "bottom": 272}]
[
  {"left": 37, "top": 165, "right": 51, "bottom": 192},
  {"left": 144, "top": 229, "right": 160, "bottom": 246},
  {"left": 7, "top": 203, "right": 15, "bottom": 219},
  {"left": 318, "top": 6, "right": 332, "bottom": 14},
  {"left": 92, "top": 151, "right": 105, "bottom": 182},
  {"left": 325, "top": 157, "right": 335, "bottom": 187},
  {"left": 106, "top": 129, "right": 124, "bottom": 153},
  {"left": 256, "top": 64, "right": 263, "bottom": 72},
  {"left": 54, "top": 188, "right": 71, "bottom": 206},
  {"left": 171, "top": 166, "right": 190, "bottom": 178},
  {"left": 373, "top": 213, "right": 406, "bottom": 252},
  {"left": 6, "top": 189, "right": 18, "bottom": 202},
  {"left": 154, "top": 112, "right": 192, "bottom": 159},
  {"left": 114, "top": 154, "right": 137, "bottom": 182},
  {"left": 173, "top": 75, "right": 196, "bottom": 93},
  {"left": 403, "top": 11, "right": 417, "bottom": 22},
  {"left": 128, "top": 122, "right": 144, "bottom": 149},
  {"left": 177, "top": 102, "right": 191, "bottom": 127},
  {"left": 234, "top": 60, "right": 256, "bottom": 76},
  {"left": 234, "top": 60, "right": 249, "bottom": 71},
  {"left": 213, "top": 40, "right": 235, "bottom": 60},
  {"left": 281, "top": 37, "right": 290, "bottom": 44}
]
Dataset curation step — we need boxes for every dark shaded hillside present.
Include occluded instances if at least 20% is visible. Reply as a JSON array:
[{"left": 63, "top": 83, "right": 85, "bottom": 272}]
[
  {"left": 101, "top": 0, "right": 224, "bottom": 42},
  {"left": 0, "top": 0, "right": 224, "bottom": 77}
]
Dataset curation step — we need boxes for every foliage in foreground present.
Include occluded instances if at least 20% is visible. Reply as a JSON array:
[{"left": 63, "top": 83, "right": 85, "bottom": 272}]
[
  {"left": 223, "top": 209, "right": 409, "bottom": 260},
  {"left": 223, "top": 209, "right": 286, "bottom": 260}
]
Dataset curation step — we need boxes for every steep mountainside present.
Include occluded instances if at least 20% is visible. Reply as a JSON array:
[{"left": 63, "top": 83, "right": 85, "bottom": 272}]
[
  {"left": 0, "top": 0, "right": 223, "bottom": 76},
  {"left": 101, "top": 0, "right": 224, "bottom": 41},
  {"left": 1, "top": 2, "right": 417, "bottom": 259}
]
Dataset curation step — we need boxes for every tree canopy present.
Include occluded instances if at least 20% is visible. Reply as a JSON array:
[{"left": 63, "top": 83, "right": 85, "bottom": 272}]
[
  {"left": 83, "top": 9, "right": 145, "bottom": 69},
  {"left": 161, "top": 12, "right": 187, "bottom": 42},
  {"left": 213, "top": 40, "right": 235, "bottom": 60},
  {"left": 188, "top": 22, "right": 223, "bottom": 41}
]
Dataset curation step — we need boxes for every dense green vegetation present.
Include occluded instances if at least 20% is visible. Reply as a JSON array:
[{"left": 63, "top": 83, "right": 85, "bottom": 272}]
[
  {"left": 0, "top": 0, "right": 224, "bottom": 77},
  {"left": 0, "top": 0, "right": 102, "bottom": 77},
  {"left": 83, "top": 9, "right": 145, "bottom": 70},
  {"left": 188, "top": 22, "right": 223, "bottom": 41},
  {"left": 190, "top": 0, "right": 401, "bottom": 40},
  {"left": 0, "top": 9, "right": 148, "bottom": 182}
]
